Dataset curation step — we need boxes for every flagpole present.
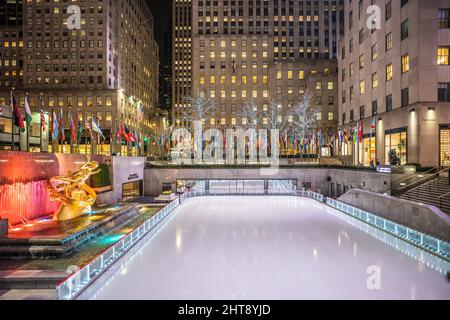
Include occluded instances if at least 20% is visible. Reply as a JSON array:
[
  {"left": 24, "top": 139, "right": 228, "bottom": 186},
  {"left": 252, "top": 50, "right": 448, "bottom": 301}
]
[
  {"left": 78, "top": 109, "right": 81, "bottom": 154},
  {"left": 39, "top": 94, "right": 43, "bottom": 152},
  {"left": 90, "top": 113, "right": 94, "bottom": 155},
  {"left": 58, "top": 107, "right": 61, "bottom": 154},
  {"left": 10, "top": 90, "right": 14, "bottom": 151},
  {"left": 109, "top": 118, "right": 113, "bottom": 156},
  {"left": 69, "top": 109, "right": 73, "bottom": 154},
  {"left": 25, "top": 93, "right": 29, "bottom": 152},
  {"left": 84, "top": 112, "right": 87, "bottom": 155}
]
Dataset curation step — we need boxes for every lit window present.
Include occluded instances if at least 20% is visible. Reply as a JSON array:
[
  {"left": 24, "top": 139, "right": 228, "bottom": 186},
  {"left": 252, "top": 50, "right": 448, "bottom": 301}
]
[
  {"left": 316, "top": 112, "right": 322, "bottom": 121},
  {"left": 316, "top": 81, "right": 322, "bottom": 90},
  {"left": 298, "top": 70, "right": 304, "bottom": 79},
  {"left": 288, "top": 70, "right": 293, "bottom": 80},
  {"left": 386, "top": 63, "right": 393, "bottom": 81},
  {"left": 327, "top": 81, "right": 334, "bottom": 90},
  {"left": 438, "top": 47, "right": 449, "bottom": 65},
  {"left": 276, "top": 70, "right": 282, "bottom": 80},
  {"left": 401, "top": 54, "right": 409, "bottom": 74}
]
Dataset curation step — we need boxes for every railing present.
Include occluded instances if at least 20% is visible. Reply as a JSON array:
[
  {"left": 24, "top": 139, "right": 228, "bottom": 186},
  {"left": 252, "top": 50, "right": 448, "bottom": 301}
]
[
  {"left": 56, "top": 198, "right": 180, "bottom": 300},
  {"left": 439, "top": 191, "right": 450, "bottom": 211},
  {"left": 394, "top": 166, "right": 439, "bottom": 191},
  {"left": 395, "top": 167, "right": 449, "bottom": 195},
  {"left": 327, "top": 198, "right": 450, "bottom": 260}
]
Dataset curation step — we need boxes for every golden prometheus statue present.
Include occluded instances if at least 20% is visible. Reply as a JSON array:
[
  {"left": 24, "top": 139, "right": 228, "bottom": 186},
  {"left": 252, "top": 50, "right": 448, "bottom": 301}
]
[{"left": 48, "top": 157, "right": 101, "bottom": 221}]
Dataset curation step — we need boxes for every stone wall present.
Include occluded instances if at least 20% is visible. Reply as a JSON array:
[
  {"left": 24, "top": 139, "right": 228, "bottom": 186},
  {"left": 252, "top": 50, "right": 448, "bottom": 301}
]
[
  {"left": 338, "top": 189, "right": 450, "bottom": 242},
  {"left": 144, "top": 166, "right": 399, "bottom": 197}
]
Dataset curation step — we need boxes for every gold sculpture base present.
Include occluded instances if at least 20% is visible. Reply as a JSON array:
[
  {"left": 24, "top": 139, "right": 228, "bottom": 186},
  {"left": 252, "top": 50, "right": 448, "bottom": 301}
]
[{"left": 53, "top": 203, "right": 92, "bottom": 222}]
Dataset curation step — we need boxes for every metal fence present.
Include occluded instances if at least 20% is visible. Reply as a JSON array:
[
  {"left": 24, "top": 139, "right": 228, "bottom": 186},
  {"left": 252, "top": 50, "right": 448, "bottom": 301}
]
[{"left": 327, "top": 198, "right": 450, "bottom": 260}]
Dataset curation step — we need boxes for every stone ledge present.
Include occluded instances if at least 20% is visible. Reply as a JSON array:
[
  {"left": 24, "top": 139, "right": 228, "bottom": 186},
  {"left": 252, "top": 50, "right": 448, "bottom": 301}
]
[{"left": 0, "top": 270, "right": 66, "bottom": 290}]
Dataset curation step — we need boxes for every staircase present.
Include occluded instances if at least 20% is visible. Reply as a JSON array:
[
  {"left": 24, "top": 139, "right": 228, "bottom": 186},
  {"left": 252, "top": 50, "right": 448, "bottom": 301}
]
[{"left": 398, "top": 176, "right": 450, "bottom": 215}]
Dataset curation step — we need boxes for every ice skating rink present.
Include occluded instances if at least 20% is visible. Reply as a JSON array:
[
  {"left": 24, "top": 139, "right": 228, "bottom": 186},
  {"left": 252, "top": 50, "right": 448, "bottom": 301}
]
[{"left": 77, "top": 196, "right": 450, "bottom": 300}]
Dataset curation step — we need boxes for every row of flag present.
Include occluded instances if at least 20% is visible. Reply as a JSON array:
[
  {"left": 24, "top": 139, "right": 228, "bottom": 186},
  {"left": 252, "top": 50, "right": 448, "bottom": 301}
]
[
  {"left": 9, "top": 92, "right": 171, "bottom": 151},
  {"left": 337, "top": 118, "right": 376, "bottom": 144},
  {"left": 9, "top": 91, "right": 379, "bottom": 153}
]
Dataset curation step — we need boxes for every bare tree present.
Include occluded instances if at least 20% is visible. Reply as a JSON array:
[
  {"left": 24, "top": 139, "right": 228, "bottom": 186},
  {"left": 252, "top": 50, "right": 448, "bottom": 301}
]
[
  {"left": 262, "top": 98, "right": 291, "bottom": 136},
  {"left": 184, "top": 89, "right": 216, "bottom": 123},
  {"left": 237, "top": 98, "right": 260, "bottom": 130},
  {"left": 291, "top": 94, "right": 318, "bottom": 136}
]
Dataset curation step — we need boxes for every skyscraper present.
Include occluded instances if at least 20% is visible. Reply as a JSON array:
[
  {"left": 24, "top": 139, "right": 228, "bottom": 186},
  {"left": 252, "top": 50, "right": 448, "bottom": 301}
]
[
  {"left": 338, "top": 0, "right": 450, "bottom": 167},
  {"left": 173, "top": 0, "right": 343, "bottom": 155},
  {"left": 0, "top": 0, "right": 159, "bottom": 156},
  {"left": 172, "top": 0, "right": 192, "bottom": 128}
]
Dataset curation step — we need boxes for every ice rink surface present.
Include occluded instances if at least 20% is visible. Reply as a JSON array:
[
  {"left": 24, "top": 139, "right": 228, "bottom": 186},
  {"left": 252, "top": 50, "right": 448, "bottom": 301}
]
[{"left": 78, "top": 196, "right": 450, "bottom": 300}]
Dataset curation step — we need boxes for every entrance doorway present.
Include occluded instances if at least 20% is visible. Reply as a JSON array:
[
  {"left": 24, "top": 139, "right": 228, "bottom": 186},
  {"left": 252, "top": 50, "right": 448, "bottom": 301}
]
[
  {"left": 122, "top": 180, "right": 142, "bottom": 202},
  {"left": 440, "top": 125, "right": 450, "bottom": 167}
]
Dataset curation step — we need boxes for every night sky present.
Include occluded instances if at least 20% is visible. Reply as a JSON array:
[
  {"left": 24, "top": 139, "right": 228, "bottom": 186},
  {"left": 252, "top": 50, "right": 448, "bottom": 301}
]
[{"left": 148, "top": 1, "right": 171, "bottom": 65}]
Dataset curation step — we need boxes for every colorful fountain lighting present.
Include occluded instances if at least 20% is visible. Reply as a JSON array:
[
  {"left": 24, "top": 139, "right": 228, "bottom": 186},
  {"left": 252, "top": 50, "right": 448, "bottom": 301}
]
[{"left": 0, "top": 180, "right": 60, "bottom": 227}]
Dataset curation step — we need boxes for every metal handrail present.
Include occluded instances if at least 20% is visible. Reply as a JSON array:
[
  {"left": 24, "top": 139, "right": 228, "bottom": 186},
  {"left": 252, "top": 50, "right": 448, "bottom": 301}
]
[
  {"left": 395, "top": 166, "right": 439, "bottom": 188},
  {"left": 396, "top": 167, "right": 450, "bottom": 194},
  {"left": 438, "top": 189, "right": 450, "bottom": 210}
]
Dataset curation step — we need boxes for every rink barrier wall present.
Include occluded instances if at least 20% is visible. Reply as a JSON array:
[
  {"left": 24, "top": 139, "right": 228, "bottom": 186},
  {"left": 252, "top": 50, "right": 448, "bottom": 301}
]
[
  {"left": 326, "top": 198, "right": 450, "bottom": 261},
  {"left": 56, "top": 190, "right": 449, "bottom": 300}
]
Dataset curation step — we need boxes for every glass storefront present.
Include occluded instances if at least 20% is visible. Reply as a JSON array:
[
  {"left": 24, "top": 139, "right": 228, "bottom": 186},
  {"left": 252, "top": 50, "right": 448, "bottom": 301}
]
[
  {"left": 385, "top": 128, "right": 407, "bottom": 165},
  {"left": 358, "top": 136, "right": 376, "bottom": 166},
  {"left": 440, "top": 126, "right": 450, "bottom": 167}
]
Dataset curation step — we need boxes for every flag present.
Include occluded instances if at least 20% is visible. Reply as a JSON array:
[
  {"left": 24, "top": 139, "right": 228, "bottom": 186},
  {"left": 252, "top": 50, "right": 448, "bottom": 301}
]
[
  {"left": 69, "top": 111, "right": 76, "bottom": 143},
  {"left": 91, "top": 116, "right": 105, "bottom": 139},
  {"left": 52, "top": 109, "right": 59, "bottom": 142},
  {"left": 77, "top": 111, "right": 83, "bottom": 144},
  {"left": 129, "top": 129, "right": 137, "bottom": 143},
  {"left": 358, "top": 121, "right": 363, "bottom": 142},
  {"left": 39, "top": 96, "right": 46, "bottom": 132},
  {"left": 115, "top": 122, "right": 121, "bottom": 143},
  {"left": 85, "top": 113, "right": 91, "bottom": 133},
  {"left": 59, "top": 107, "right": 65, "bottom": 142},
  {"left": 370, "top": 118, "right": 376, "bottom": 138},
  {"left": 110, "top": 118, "right": 113, "bottom": 145},
  {"left": 11, "top": 92, "right": 25, "bottom": 132},
  {"left": 122, "top": 125, "right": 132, "bottom": 143},
  {"left": 24, "top": 96, "right": 32, "bottom": 126}
]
